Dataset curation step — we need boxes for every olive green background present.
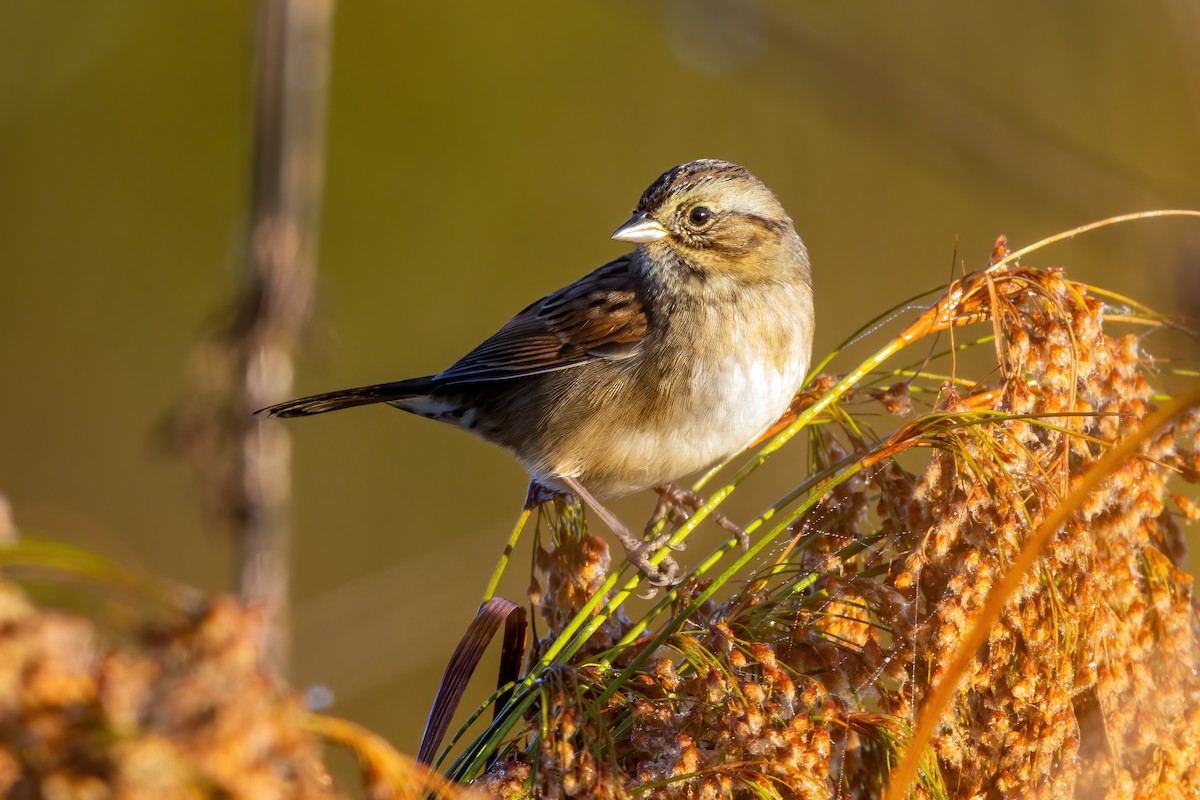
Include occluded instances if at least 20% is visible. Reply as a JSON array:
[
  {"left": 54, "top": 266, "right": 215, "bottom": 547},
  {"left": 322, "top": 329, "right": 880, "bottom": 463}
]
[{"left": 3, "top": 1, "right": 1199, "bottom": 756}]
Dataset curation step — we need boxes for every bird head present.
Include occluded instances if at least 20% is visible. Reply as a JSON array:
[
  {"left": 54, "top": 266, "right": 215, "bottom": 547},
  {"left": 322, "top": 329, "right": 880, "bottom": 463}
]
[{"left": 611, "top": 159, "right": 806, "bottom": 283}]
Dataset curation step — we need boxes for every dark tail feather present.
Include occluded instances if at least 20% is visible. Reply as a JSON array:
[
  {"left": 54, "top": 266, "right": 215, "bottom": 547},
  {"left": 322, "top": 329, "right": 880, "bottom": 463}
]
[{"left": 258, "top": 377, "right": 436, "bottom": 418}]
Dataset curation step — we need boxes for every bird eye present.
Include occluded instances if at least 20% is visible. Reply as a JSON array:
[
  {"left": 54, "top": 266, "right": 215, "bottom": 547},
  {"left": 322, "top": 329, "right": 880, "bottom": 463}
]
[{"left": 687, "top": 206, "right": 713, "bottom": 227}]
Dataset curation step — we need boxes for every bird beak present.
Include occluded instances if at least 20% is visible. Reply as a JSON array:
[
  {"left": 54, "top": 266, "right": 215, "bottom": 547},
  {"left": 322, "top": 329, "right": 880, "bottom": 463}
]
[{"left": 611, "top": 210, "right": 669, "bottom": 243}]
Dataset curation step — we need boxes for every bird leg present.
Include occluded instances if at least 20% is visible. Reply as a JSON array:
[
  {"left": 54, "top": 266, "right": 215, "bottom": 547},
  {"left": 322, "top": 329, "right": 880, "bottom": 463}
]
[
  {"left": 647, "top": 483, "right": 750, "bottom": 551},
  {"left": 560, "top": 476, "right": 680, "bottom": 587}
]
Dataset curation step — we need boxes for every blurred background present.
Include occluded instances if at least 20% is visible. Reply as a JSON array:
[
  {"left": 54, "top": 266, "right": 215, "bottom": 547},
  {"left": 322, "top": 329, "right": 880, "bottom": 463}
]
[{"left": 2, "top": 0, "right": 1199, "bottom": 756}]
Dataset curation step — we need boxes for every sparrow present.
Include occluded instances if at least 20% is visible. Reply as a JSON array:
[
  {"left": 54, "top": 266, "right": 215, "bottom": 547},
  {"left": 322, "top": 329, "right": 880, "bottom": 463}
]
[{"left": 262, "top": 160, "right": 815, "bottom": 585}]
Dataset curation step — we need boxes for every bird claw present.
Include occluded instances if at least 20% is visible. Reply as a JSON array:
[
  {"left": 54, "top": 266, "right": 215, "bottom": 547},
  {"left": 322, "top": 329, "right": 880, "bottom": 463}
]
[
  {"left": 647, "top": 557, "right": 680, "bottom": 586},
  {"left": 718, "top": 516, "right": 751, "bottom": 551},
  {"left": 622, "top": 541, "right": 680, "bottom": 591},
  {"left": 643, "top": 502, "right": 675, "bottom": 536},
  {"left": 644, "top": 528, "right": 681, "bottom": 553}
]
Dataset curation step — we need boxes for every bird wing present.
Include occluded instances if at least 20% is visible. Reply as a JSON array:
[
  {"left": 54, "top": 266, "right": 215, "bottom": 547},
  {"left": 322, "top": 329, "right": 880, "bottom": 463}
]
[{"left": 434, "top": 253, "right": 649, "bottom": 385}]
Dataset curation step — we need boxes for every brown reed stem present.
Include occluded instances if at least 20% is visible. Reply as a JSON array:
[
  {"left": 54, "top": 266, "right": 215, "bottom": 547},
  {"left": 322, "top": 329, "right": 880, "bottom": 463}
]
[{"left": 235, "top": 0, "right": 335, "bottom": 678}]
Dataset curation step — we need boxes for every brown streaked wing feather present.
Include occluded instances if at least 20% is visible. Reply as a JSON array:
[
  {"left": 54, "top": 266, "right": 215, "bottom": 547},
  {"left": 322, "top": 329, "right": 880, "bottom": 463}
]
[{"left": 434, "top": 254, "right": 648, "bottom": 385}]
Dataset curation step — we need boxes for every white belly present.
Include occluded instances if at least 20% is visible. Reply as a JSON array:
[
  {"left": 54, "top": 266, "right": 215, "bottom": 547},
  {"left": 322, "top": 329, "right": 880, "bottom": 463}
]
[{"left": 653, "top": 362, "right": 797, "bottom": 475}]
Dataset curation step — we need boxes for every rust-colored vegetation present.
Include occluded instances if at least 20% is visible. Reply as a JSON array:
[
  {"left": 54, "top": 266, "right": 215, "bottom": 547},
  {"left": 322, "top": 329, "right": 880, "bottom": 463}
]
[
  {"left": 2, "top": 237, "right": 1199, "bottom": 799},
  {"left": 465, "top": 255, "right": 1200, "bottom": 798},
  {"left": 0, "top": 583, "right": 338, "bottom": 798}
]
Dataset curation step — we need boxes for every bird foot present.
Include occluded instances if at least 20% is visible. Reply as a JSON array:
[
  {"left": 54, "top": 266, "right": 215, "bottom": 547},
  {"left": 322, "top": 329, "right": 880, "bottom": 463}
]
[
  {"left": 649, "top": 483, "right": 750, "bottom": 551},
  {"left": 621, "top": 541, "right": 680, "bottom": 592},
  {"left": 560, "top": 476, "right": 683, "bottom": 592}
]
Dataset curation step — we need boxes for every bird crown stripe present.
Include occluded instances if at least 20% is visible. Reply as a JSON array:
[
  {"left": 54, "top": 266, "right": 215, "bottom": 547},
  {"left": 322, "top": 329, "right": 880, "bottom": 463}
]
[{"left": 637, "top": 160, "right": 753, "bottom": 211}]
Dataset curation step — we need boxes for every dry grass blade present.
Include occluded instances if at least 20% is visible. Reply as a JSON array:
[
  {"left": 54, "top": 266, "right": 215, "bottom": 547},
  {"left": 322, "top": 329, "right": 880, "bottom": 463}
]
[
  {"left": 496, "top": 603, "right": 529, "bottom": 720},
  {"left": 312, "top": 714, "right": 489, "bottom": 799},
  {"left": 418, "top": 597, "right": 527, "bottom": 766},
  {"left": 0, "top": 537, "right": 199, "bottom": 619},
  {"left": 987, "top": 210, "right": 1200, "bottom": 271}
]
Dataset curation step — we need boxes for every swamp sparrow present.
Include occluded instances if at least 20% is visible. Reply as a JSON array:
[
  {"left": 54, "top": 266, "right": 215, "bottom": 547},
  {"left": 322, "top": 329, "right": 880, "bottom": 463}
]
[{"left": 263, "top": 160, "right": 815, "bottom": 585}]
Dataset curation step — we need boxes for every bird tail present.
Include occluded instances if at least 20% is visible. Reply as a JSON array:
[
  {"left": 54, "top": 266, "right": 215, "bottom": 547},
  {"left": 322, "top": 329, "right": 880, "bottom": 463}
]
[{"left": 258, "top": 377, "right": 436, "bottom": 418}]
